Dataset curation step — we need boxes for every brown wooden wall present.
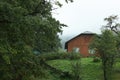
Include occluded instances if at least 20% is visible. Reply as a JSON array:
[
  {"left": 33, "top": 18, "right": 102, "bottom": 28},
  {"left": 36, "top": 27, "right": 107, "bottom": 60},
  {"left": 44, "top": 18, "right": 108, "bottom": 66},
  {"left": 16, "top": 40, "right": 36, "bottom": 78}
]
[{"left": 67, "top": 34, "right": 94, "bottom": 57}]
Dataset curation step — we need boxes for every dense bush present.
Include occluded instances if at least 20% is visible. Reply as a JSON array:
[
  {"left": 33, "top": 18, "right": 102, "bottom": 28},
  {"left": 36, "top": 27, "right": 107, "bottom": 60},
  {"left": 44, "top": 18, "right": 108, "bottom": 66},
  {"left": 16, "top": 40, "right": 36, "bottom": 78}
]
[
  {"left": 71, "top": 61, "right": 82, "bottom": 80},
  {"left": 68, "top": 52, "right": 81, "bottom": 60},
  {"left": 93, "top": 57, "right": 101, "bottom": 62},
  {"left": 39, "top": 52, "right": 81, "bottom": 61},
  {"left": 39, "top": 52, "right": 64, "bottom": 61}
]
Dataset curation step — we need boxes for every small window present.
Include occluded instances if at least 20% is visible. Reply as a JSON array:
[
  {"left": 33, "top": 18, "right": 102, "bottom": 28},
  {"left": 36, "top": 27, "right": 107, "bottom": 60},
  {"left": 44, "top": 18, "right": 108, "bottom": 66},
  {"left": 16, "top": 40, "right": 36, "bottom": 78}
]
[
  {"left": 89, "top": 49, "right": 95, "bottom": 54},
  {"left": 72, "top": 47, "right": 80, "bottom": 53}
]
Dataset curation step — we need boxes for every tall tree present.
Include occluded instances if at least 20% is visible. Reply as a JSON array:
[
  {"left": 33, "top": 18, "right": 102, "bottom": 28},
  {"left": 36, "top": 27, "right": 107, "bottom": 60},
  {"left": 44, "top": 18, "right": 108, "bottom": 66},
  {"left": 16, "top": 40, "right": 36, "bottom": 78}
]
[
  {"left": 0, "top": 0, "right": 71, "bottom": 80},
  {"left": 90, "top": 30, "right": 117, "bottom": 80},
  {"left": 104, "top": 15, "right": 120, "bottom": 56}
]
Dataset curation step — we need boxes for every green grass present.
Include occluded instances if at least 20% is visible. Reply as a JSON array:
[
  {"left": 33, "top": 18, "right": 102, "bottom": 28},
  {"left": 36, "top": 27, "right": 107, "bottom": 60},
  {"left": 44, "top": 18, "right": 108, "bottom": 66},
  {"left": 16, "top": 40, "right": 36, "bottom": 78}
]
[
  {"left": 47, "top": 58, "right": 102, "bottom": 80},
  {"left": 47, "top": 58, "right": 120, "bottom": 80},
  {"left": 112, "top": 60, "right": 120, "bottom": 80}
]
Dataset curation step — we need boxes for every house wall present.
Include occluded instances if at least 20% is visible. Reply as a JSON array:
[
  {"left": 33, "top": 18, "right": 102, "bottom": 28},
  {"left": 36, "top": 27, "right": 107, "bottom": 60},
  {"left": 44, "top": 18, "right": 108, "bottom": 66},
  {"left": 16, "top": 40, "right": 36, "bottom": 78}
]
[{"left": 67, "top": 34, "right": 94, "bottom": 57}]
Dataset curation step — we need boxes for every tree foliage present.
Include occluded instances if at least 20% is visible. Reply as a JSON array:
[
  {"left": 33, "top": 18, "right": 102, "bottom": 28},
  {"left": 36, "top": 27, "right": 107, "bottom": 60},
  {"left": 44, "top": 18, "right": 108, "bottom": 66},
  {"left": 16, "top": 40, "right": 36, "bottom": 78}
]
[
  {"left": 0, "top": 0, "right": 70, "bottom": 80},
  {"left": 90, "top": 30, "right": 117, "bottom": 80},
  {"left": 103, "top": 15, "right": 120, "bottom": 55},
  {"left": 103, "top": 15, "right": 120, "bottom": 34},
  {"left": 90, "top": 15, "right": 120, "bottom": 80}
]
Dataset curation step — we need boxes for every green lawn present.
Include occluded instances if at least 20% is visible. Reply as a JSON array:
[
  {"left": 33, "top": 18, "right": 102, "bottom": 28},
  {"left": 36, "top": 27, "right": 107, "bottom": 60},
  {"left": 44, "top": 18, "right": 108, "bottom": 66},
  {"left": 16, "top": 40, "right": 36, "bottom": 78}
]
[{"left": 47, "top": 58, "right": 120, "bottom": 80}]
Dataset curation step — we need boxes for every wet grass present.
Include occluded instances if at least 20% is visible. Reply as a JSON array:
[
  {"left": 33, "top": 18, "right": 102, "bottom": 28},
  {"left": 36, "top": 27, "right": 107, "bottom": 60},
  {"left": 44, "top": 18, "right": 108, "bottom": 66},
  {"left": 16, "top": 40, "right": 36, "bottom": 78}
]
[{"left": 47, "top": 58, "right": 120, "bottom": 80}]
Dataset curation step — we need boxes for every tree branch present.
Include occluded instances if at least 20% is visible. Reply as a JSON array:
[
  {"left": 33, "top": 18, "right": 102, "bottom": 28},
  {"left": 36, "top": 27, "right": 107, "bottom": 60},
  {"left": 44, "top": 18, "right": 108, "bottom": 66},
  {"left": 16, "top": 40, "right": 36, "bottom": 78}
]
[
  {"left": 0, "top": 20, "right": 12, "bottom": 23},
  {"left": 25, "top": 0, "right": 45, "bottom": 16}
]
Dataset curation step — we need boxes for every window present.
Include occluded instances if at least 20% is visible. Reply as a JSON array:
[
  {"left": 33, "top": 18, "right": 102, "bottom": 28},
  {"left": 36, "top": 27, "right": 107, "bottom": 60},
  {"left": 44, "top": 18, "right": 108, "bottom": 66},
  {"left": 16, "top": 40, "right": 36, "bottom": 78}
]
[
  {"left": 89, "top": 49, "right": 95, "bottom": 54},
  {"left": 72, "top": 47, "right": 80, "bottom": 53}
]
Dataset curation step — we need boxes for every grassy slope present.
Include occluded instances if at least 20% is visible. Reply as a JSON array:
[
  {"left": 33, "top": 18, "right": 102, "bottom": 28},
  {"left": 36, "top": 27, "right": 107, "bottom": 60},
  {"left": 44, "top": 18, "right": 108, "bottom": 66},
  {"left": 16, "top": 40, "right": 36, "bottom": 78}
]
[{"left": 47, "top": 58, "right": 120, "bottom": 80}]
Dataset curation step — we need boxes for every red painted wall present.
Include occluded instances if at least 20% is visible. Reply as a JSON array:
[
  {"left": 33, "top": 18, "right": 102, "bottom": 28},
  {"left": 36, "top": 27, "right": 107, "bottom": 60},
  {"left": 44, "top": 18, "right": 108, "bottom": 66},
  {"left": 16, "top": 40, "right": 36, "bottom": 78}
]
[{"left": 67, "top": 34, "right": 94, "bottom": 57}]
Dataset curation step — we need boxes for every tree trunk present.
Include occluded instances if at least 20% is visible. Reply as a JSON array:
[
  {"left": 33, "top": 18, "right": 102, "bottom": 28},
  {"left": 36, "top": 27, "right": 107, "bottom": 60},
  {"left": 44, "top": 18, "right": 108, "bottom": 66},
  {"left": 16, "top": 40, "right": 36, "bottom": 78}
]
[
  {"left": 103, "top": 67, "right": 107, "bottom": 80},
  {"left": 103, "top": 58, "right": 108, "bottom": 80}
]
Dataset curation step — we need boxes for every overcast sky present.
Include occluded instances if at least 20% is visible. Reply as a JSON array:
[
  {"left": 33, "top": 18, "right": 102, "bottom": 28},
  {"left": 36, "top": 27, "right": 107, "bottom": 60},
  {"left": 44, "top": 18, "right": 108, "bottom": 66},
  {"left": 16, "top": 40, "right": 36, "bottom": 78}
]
[{"left": 52, "top": 0, "right": 120, "bottom": 39}]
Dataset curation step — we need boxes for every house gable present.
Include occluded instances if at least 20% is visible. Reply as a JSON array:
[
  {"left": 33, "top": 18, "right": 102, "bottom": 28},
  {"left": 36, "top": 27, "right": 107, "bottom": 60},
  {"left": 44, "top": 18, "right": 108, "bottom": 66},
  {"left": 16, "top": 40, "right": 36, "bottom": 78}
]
[{"left": 65, "top": 31, "right": 95, "bottom": 57}]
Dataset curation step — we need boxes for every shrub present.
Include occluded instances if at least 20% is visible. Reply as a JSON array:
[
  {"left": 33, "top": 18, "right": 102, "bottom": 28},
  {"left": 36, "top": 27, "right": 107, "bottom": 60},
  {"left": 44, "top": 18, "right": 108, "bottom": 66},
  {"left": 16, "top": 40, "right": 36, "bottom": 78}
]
[
  {"left": 68, "top": 52, "right": 81, "bottom": 60},
  {"left": 93, "top": 57, "right": 101, "bottom": 62},
  {"left": 39, "top": 52, "right": 81, "bottom": 61},
  {"left": 39, "top": 52, "right": 59, "bottom": 61},
  {"left": 71, "top": 61, "right": 82, "bottom": 80}
]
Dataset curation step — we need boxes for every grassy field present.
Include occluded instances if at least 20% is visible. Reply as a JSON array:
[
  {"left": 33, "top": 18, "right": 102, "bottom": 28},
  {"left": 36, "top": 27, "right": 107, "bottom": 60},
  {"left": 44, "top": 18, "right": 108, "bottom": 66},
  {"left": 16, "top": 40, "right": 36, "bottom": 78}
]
[{"left": 47, "top": 58, "right": 120, "bottom": 80}]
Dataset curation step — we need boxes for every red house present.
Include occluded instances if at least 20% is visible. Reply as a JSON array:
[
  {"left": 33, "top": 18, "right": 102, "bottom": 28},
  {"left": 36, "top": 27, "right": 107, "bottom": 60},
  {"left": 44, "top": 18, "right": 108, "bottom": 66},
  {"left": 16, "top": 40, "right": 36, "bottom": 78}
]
[{"left": 65, "top": 31, "right": 95, "bottom": 57}]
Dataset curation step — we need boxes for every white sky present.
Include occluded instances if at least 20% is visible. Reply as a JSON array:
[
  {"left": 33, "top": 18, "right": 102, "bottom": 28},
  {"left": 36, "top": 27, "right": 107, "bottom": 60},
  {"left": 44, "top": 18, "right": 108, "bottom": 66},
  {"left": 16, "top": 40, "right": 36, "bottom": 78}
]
[{"left": 52, "top": 0, "right": 120, "bottom": 39}]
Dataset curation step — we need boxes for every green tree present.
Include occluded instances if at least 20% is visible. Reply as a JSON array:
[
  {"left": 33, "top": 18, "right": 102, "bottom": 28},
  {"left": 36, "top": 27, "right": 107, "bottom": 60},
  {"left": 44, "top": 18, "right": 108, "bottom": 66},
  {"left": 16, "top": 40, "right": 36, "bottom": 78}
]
[
  {"left": 90, "top": 30, "right": 117, "bottom": 80},
  {"left": 104, "top": 15, "right": 120, "bottom": 55},
  {"left": 0, "top": 0, "right": 72, "bottom": 80},
  {"left": 104, "top": 15, "right": 120, "bottom": 34}
]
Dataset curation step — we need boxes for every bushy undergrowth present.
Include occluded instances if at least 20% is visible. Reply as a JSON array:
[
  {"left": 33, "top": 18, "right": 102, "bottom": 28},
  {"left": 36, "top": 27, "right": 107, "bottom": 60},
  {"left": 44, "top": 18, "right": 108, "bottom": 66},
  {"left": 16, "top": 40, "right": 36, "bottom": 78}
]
[
  {"left": 71, "top": 61, "right": 82, "bottom": 80},
  {"left": 68, "top": 52, "right": 81, "bottom": 60},
  {"left": 39, "top": 52, "right": 81, "bottom": 61},
  {"left": 47, "top": 58, "right": 102, "bottom": 80},
  {"left": 93, "top": 57, "right": 101, "bottom": 62}
]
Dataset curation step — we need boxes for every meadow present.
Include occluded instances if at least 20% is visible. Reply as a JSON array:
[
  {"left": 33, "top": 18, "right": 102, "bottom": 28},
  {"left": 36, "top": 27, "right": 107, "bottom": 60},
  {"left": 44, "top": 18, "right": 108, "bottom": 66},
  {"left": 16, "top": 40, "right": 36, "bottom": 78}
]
[{"left": 46, "top": 58, "right": 120, "bottom": 80}]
